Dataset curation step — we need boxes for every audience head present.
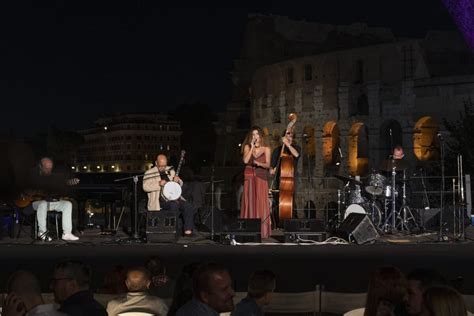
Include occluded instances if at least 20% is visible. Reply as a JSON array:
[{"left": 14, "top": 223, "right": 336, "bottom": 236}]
[
  {"left": 247, "top": 270, "right": 276, "bottom": 306},
  {"left": 51, "top": 260, "right": 91, "bottom": 303},
  {"left": 193, "top": 263, "right": 234, "bottom": 313},
  {"left": 146, "top": 256, "right": 165, "bottom": 275},
  {"left": 99, "top": 265, "right": 127, "bottom": 294},
  {"left": 125, "top": 267, "right": 152, "bottom": 292},
  {"left": 406, "top": 269, "right": 447, "bottom": 316},
  {"left": 421, "top": 286, "right": 466, "bottom": 316},
  {"left": 365, "top": 266, "right": 408, "bottom": 316},
  {"left": 168, "top": 262, "right": 201, "bottom": 316},
  {"left": 6, "top": 270, "right": 43, "bottom": 311},
  {"left": 39, "top": 157, "right": 54, "bottom": 175}
]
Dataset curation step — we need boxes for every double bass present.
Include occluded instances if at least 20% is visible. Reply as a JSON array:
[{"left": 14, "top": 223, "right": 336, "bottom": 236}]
[{"left": 271, "top": 113, "right": 297, "bottom": 221}]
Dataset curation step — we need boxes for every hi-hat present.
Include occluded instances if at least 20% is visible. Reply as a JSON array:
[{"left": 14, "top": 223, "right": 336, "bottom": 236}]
[{"left": 379, "top": 159, "right": 410, "bottom": 172}]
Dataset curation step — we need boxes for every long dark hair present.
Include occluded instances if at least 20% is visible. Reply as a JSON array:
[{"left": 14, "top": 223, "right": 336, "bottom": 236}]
[
  {"left": 364, "top": 266, "right": 408, "bottom": 316},
  {"left": 241, "top": 126, "right": 268, "bottom": 154}
]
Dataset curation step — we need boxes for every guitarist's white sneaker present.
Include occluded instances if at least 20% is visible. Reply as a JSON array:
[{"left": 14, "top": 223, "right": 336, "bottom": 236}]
[{"left": 62, "top": 233, "right": 79, "bottom": 241}]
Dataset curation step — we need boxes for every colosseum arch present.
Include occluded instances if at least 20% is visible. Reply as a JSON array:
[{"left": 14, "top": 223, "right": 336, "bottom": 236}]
[
  {"left": 348, "top": 122, "right": 369, "bottom": 176},
  {"left": 322, "top": 121, "right": 340, "bottom": 167},
  {"left": 271, "top": 128, "right": 281, "bottom": 150},
  {"left": 413, "top": 116, "right": 439, "bottom": 161},
  {"left": 379, "top": 119, "right": 403, "bottom": 161}
]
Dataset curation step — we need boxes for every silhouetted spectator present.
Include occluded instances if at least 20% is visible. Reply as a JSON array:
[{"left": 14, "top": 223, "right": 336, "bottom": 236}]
[
  {"left": 175, "top": 262, "right": 235, "bottom": 316},
  {"left": 168, "top": 262, "right": 200, "bottom": 316},
  {"left": 51, "top": 260, "right": 107, "bottom": 316},
  {"left": 405, "top": 269, "right": 447, "bottom": 316},
  {"left": 97, "top": 265, "right": 128, "bottom": 295},
  {"left": 146, "top": 256, "right": 175, "bottom": 298},
  {"left": 232, "top": 270, "right": 276, "bottom": 316},
  {"left": 3, "top": 270, "right": 66, "bottom": 316},
  {"left": 364, "top": 266, "right": 408, "bottom": 316},
  {"left": 107, "top": 266, "right": 168, "bottom": 316},
  {"left": 422, "top": 286, "right": 467, "bottom": 316}
]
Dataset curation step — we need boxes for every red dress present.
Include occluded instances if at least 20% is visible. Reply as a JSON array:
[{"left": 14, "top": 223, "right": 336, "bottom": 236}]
[{"left": 240, "top": 152, "right": 271, "bottom": 239}]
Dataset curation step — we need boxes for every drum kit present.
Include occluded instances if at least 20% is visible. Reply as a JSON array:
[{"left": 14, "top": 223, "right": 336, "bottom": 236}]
[{"left": 334, "top": 158, "right": 419, "bottom": 234}]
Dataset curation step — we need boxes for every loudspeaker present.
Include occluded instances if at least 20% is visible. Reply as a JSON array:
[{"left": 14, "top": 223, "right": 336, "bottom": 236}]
[
  {"left": 335, "top": 213, "right": 379, "bottom": 244},
  {"left": 283, "top": 219, "right": 327, "bottom": 242},
  {"left": 221, "top": 218, "right": 261, "bottom": 243},
  {"left": 146, "top": 210, "right": 178, "bottom": 243}
]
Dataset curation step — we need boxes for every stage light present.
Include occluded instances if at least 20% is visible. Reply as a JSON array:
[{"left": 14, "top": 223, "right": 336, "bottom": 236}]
[
  {"left": 83, "top": 166, "right": 87, "bottom": 170},
  {"left": 71, "top": 166, "right": 76, "bottom": 170},
  {"left": 96, "top": 165, "right": 100, "bottom": 169},
  {"left": 111, "top": 165, "right": 115, "bottom": 169},
  {"left": 238, "top": 143, "right": 242, "bottom": 147},
  {"left": 104, "top": 126, "right": 108, "bottom": 131}
]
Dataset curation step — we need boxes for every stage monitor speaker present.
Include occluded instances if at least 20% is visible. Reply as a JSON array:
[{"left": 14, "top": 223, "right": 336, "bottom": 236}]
[
  {"left": 146, "top": 210, "right": 178, "bottom": 243},
  {"left": 221, "top": 218, "right": 261, "bottom": 243},
  {"left": 335, "top": 213, "right": 379, "bottom": 244},
  {"left": 283, "top": 219, "right": 327, "bottom": 242}
]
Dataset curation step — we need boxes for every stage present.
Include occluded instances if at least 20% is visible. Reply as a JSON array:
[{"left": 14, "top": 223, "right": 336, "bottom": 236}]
[{"left": 1, "top": 226, "right": 474, "bottom": 296}]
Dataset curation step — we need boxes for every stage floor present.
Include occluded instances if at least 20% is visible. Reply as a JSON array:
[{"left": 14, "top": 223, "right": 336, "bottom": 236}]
[{"left": 1, "top": 226, "right": 474, "bottom": 294}]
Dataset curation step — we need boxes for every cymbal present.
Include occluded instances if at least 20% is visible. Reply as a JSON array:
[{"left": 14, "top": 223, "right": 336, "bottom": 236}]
[
  {"left": 334, "top": 174, "right": 363, "bottom": 186},
  {"left": 379, "top": 159, "right": 410, "bottom": 172}
]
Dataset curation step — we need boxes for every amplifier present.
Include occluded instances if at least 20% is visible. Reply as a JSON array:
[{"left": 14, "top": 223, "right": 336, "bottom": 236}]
[
  {"left": 221, "top": 219, "right": 261, "bottom": 243},
  {"left": 146, "top": 210, "right": 178, "bottom": 243},
  {"left": 283, "top": 219, "right": 326, "bottom": 243}
]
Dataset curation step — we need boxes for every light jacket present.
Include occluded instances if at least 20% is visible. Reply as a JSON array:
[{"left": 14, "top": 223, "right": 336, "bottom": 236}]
[{"left": 143, "top": 166, "right": 182, "bottom": 211}]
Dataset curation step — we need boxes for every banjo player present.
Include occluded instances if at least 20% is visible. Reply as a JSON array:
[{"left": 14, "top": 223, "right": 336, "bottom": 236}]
[{"left": 143, "top": 154, "right": 196, "bottom": 237}]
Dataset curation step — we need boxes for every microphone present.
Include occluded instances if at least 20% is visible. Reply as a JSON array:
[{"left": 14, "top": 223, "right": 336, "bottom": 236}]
[
  {"left": 303, "top": 133, "right": 309, "bottom": 139},
  {"left": 338, "top": 147, "right": 343, "bottom": 158},
  {"left": 437, "top": 132, "right": 443, "bottom": 138}
]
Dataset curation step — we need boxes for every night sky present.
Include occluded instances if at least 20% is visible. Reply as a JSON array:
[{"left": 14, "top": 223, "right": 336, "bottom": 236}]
[{"left": 0, "top": 1, "right": 457, "bottom": 136}]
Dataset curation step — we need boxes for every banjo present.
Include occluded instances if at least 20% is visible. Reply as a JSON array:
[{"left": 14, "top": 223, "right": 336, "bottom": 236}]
[{"left": 161, "top": 150, "right": 186, "bottom": 201}]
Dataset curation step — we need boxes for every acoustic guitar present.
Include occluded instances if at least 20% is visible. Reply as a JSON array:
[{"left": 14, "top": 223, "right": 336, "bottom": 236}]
[{"left": 14, "top": 178, "right": 80, "bottom": 208}]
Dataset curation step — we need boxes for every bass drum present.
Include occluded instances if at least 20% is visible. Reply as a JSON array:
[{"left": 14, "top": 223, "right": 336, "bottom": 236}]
[{"left": 344, "top": 203, "right": 382, "bottom": 228}]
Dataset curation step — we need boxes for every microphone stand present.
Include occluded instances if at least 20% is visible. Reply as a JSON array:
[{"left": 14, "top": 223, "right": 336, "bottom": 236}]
[
  {"left": 303, "top": 135, "right": 313, "bottom": 218},
  {"left": 211, "top": 166, "right": 215, "bottom": 241},
  {"left": 114, "top": 173, "right": 145, "bottom": 243},
  {"left": 438, "top": 134, "right": 447, "bottom": 242}
]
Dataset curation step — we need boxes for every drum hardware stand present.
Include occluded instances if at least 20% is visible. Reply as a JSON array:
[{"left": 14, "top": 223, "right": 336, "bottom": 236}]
[
  {"left": 419, "top": 167, "right": 430, "bottom": 232},
  {"left": 453, "top": 154, "right": 466, "bottom": 240},
  {"left": 368, "top": 192, "right": 380, "bottom": 229},
  {"left": 337, "top": 189, "right": 342, "bottom": 227},
  {"left": 396, "top": 170, "right": 418, "bottom": 233},
  {"left": 382, "top": 164, "right": 398, "bottom": 233}
]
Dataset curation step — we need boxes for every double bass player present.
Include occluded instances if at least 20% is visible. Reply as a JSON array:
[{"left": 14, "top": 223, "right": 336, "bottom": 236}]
[{"left": 270, "top": 114, "right": 300, "bottom": 227}]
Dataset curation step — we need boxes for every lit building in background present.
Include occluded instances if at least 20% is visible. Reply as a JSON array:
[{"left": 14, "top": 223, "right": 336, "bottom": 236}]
[{"left": 73, "top": 113, "right": 181, "bottom": 173}]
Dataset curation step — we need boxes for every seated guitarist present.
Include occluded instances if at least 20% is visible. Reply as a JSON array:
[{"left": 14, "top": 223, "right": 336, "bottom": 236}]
[
  {"left": 143, "top": 154, "right": 196, "bottom": 237},
  {"left": 27, "top": 157, "right": 79, "bottom": 241}
]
